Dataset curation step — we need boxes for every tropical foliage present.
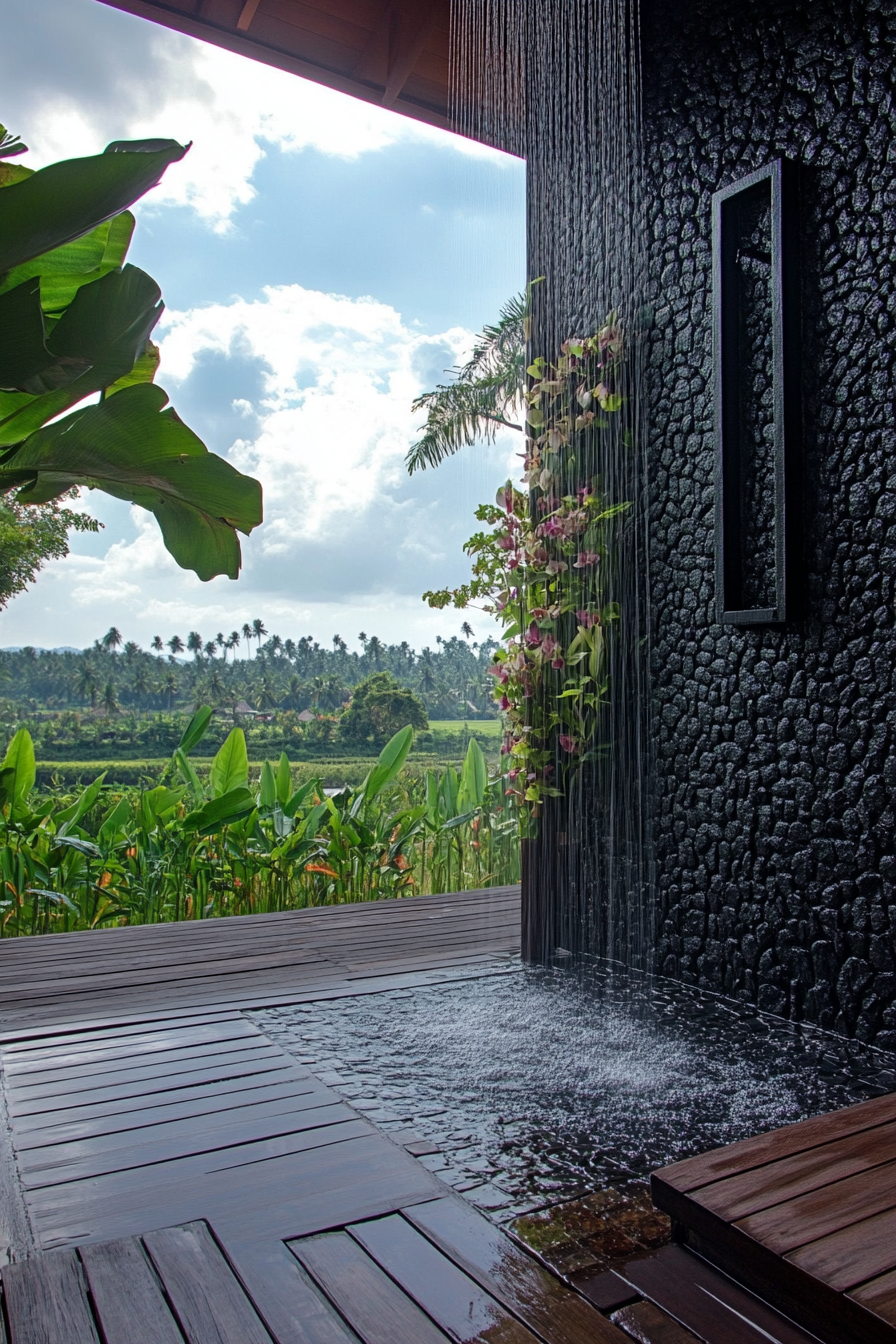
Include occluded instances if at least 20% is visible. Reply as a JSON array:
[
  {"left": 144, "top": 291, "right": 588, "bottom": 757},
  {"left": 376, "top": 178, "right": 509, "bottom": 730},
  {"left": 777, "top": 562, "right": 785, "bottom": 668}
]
[
  {"left": 406, "top": 287, "right": 530, "bottom": 473},
  {"left": 0, "top": 123, "right": 262, "bottom": 583},
  {"left": 0, "top": 486, "right": 100, "bottom": 608},
  {"left": 0, "top": 716, "right": 518, "bottom": 936},
  {"left": 423, "top": 324, "right": 630, "bottom": 811},
  {"left": 0, "top": 629, "right": 499, "bottom": 727}
]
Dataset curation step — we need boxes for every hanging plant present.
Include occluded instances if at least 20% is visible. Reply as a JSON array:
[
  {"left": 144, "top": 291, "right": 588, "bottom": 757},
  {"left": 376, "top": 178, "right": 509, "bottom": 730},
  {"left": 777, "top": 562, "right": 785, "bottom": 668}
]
[{"left": 424, "top": 319, "right": 630, "bottom": 813}]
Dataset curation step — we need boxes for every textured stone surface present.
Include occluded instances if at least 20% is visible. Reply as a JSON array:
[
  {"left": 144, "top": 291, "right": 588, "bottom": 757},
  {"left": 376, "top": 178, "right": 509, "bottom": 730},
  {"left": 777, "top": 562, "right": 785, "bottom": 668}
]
[{"left": 641, "top": 0, "right": 896, "bottom": 1046}]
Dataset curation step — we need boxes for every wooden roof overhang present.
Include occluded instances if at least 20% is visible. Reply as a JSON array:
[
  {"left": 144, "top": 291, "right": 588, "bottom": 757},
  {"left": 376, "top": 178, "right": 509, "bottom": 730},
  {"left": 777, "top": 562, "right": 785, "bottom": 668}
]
[{"left": 97, "top": 0, "right": 453, "bottom": 132}]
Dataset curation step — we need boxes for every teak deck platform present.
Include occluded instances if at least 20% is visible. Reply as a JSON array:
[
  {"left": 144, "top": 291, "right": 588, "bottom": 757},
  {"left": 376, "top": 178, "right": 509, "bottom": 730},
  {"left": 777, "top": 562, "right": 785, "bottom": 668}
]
[
  {"left": 0, "top": 885, "right": 893, "bottom": 1344},
  {"left": 653, "top": 1092, "right": 896, "bottom": 1344}
]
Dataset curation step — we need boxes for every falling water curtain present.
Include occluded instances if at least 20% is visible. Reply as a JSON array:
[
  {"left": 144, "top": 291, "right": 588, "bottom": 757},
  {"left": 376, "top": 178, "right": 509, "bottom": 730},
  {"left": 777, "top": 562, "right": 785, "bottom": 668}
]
[{"left": 450, "top": 0, "right": 654, "bottom": 965}]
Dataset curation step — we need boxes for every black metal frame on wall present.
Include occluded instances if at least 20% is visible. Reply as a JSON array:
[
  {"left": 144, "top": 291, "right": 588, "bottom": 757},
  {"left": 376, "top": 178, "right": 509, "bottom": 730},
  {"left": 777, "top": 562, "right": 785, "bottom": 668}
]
[{"left": 713, "top": 157, "right": 801, "bottom": 626}]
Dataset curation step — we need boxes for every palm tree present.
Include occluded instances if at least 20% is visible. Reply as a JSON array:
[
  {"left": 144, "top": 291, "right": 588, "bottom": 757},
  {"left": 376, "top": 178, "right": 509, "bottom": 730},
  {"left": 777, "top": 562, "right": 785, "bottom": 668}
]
[
  {"left": 252, "top": 618, "right": 267, "bottom": 653},
  {"left": 283, "top": 638, "right": 297, "bottom": 661},
  {"left": 101, "top": 680, "right": 120, "bottom": 715},
  {"left": 187, "top": 631, "right": 203, "bottom": 660},
  {"left": 76, "top": 663, "right": 99, "bottom": 708},
  {"left": 461, "top": 621, "right": 474, "bottom": 640},
  {"left": 406, "top": 287, "right": 530, "bottom": 473},
  {"left": 366, "top": 635, "right": 383, "bottom": 668},
  {"left": 418, "top": 650, "right": 437, "bottom": 695},
  {"left": 168, "top": 635, "right": 184, "bottom": 657},
  {"left": 162, "top": 670, "right": 178, "bottom": 710},
  {"left": 151, "top": 636, "right": 164, "bottom": 655},
  {"left": 241, "top": 623, "right": 253, "bottom": 658},
  {"left": 255, "top": 677, "right": 278, "bottom": 711},
  {"left": 204, "top": 639, "right": 218, "bottom": 660},
  {"left": 284, "top": 674, "right": 304, "bottom": 709},
  {"left": 227, "top": 631, "right": 241, "bottom": 660},
  {"left": 132, "top": 663, "right": 153, "bottom": 705},
  {"left": 102, "top": 626, "right": 123, "bottom": 654},
  {"left": 123, "top": 640, "right": 140, "bottom": 661}
]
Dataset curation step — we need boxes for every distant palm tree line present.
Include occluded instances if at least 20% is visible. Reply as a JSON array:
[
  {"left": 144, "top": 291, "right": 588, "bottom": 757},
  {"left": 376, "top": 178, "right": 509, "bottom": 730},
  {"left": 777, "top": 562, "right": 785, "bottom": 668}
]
[{"left": 2, "top": 625, "right": 498, "bottom": 720}]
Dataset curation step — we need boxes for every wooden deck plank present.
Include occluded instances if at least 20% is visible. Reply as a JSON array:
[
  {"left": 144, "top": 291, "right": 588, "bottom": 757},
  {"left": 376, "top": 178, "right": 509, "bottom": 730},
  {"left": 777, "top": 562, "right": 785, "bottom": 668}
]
[
  {"left": 144, "top": 1221, "right": 273, "bottom": 1344},
  {"left": 347, "top": 1212, "right": 545, "bottom": 1342},
  {"left": 852, "top": 1271, "right": 896, "bottom": 1329},
  {"left": 2, "top": 1249, "right": 99, "bottom": 1344},
  {"left": 292, "top": 1230, "right": 452, "bottom": 1344},
  {"left": 785, "top": 1206, "right": 896, "bottom": 1292},
  {"left": 736, "top": 1160, "right": 896, "bottom": 1254},
  {"left": 692, "top": 1120, "right": 896, "bottom": 1222},
  {"left": 611, "top": 1299, "right": 701, "bottom": 1343},
  {"left": 79, "top": 1236, "right": 185, "bottom": 1344},
  {"left": 617, "top": 1245, "right": 822, "bottom": 1344},
  {"left": 221, "top": 1233, "right": 363, "bottom": 1344},
  {"left": 653, "top": 1093, "right": 896, "bottom": 1194},
  {"left": 403, "top": 1196, "right": 626, "bottom": 1344}
]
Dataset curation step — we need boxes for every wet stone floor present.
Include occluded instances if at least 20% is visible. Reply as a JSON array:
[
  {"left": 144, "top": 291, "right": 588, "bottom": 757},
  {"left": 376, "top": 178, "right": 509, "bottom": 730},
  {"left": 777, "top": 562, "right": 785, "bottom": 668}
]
[{"left": 253, "top": 960, "right": 896, "bottom": 1279}]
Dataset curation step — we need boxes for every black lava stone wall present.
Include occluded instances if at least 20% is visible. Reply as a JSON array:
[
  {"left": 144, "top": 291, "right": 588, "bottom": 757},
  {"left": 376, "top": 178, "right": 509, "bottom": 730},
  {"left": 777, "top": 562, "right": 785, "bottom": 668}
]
[{"left": 641, "top": 0, "right": 896, "bottom": 1046}]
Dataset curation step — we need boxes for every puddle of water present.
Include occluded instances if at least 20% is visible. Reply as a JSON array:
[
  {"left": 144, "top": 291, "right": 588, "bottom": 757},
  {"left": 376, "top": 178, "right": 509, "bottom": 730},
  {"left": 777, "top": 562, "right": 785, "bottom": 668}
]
[{"left": 253, "top": 960, "right": 896, "bottom": 1221}]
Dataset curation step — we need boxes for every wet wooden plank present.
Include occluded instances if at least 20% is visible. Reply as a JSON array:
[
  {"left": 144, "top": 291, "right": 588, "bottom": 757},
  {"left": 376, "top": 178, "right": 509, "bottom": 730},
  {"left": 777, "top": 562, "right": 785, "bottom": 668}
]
[
  {"left": 79, "top": 1236, "right": 185, "bottom": 1344},
  {"left": 736, "top": 1161, "right": 896, "bottom": 1254},
  {"left": 786, "top": 1206, "right": 896, "bottom": 1292},
  {"left": 2, "top": 1249, "right": 99, "bottom": 1343},
  {"left": 653, "top": 1094, "right": 896, "bottom": 1195},
  {"left": 404, "top": 1196, "right": 627, "bottom": 1344},
  {"left": 693, "top": 1121, "right": 896, "bottom": 1222},
  {"left": 223, "top": 1234, "right": 363, "bottom": 1344},
  {"left": 611, "top": 1300, "right": 701, "bottom": 1343},
  {"left": 292, "top": 1230, "right": 451, "bottom": 1344},
  {"left": 347, "top": 1212, "right": 542, "bottom": 1343},
  {"left": 144, "top": 1221, "right": 273, "bottom": 1344},
  {"left": 851, "top": 1269, "right": 896, "bottom": 1328},
  {"left": 619, "top": 1245, "right": 822, "bottom": 1344}
]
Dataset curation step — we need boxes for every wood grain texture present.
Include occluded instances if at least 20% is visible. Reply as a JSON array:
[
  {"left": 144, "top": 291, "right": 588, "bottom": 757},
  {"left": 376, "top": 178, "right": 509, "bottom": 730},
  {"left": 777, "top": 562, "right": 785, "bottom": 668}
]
[
  {"left": 292, "top": 1230, "right": 452, "bottom": 1344},
  {"left": 736, "top": 1160, "right": 896, "bottom": 1254},
  {"left": 653, "top": 1093, "right": 896, "bottom": 1195},
  {"left": 404, "top": 1196, "right": 627, "bottom": 1344},
  {"left": 347, "top": 1212, "right": 542, "bottom": 1343},
  {"left": 79, "top": 1236, "right": 185, "bottom": 1344},
  {"left": 618, "top": 1245, "right": 822, "bottom": 1344},
  {"left": 611, "top": 1299, "right": 702, "bottom": 1344},
  {"left": 144, "top": 1221, "right": 273, "bottom": 1344},
  {"left": 2, "top": 1248, "right": 99, "bottom": 1344},
  {"left": 221, "top": 1233, "right": 363, "bottom": 1344},
  {"left": 693, "top": 1120, "right": 896, "bottom": 1222},
  {"left": 851, "top": 1269, "right": 896, "bottom": 1328},
  {"left": 786, "top": 1205, "right": 896, "bottom": 1292}
]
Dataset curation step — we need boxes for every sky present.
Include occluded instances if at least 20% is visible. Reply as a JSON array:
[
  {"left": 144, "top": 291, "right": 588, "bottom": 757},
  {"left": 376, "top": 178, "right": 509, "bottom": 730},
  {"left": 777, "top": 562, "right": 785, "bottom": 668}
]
[{"left": 0, "top": 0, "right": 526, "bottom": 654}]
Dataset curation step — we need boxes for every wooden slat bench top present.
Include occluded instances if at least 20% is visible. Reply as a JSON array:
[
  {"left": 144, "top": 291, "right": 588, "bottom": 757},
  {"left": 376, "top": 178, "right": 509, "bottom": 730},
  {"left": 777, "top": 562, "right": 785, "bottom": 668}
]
[{"left": 652, "top": 1093, "right": 896, "bottom": 1344}]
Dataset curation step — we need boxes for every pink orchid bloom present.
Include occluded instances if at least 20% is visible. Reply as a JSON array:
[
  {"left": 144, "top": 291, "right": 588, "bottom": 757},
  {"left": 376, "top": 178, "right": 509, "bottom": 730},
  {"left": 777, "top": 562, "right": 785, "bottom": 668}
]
[
  {"left": 499, "top": 694, "right": 511, "bottom": 711},
  {"left": 574, "top": 550, "right": 600, "bottom": 568},
  {"left": 576, "top": 609, "right": 601, "bottom": 629},
  {"left": 545, "top": 559, "right": 568, "bottom": 575},
  {"left": 524, "top": 622, "right": 542, "bottom": 648},
  {"left": 551, "top": 656, "right": 565, "bottom": 670},
  {"left": 559, "top": 734, "right": 579, "bottom": 753}
]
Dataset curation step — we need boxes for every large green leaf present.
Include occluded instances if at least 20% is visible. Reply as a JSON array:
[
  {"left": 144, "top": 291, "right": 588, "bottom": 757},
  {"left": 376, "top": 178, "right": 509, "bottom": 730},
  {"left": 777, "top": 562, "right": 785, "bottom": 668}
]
[
  {"left": 457, "top": 738, "right": 488, "bottom": 813},
  {"left": 1, "top": 728, "right": 35, "bottom": 815},
  {"left": 0, "top": 212, "right": 136, "bottom": 312},
  {"left": 210, "top": 728, "right": 249, "bottom": 799},
  {"left": 177, "top": 706, "right": 213, "bottom": 755},
  {"left": 0, "top": 383, "right": 263, "bottom": 580},
  {"left": 361, "top": 725, "right": 414, "bottom": 805},
  {"left": 0, "top": 139, "right": 188, "bottom": 274},
  {"left": 183, "top": 786, "right": 255, "bottom": 836},
  {"left": 275, "top": 753, "right": 292, "bottom": 808},
  {"left": 0, "top": 264, "right": 163, "bottom": 445}
]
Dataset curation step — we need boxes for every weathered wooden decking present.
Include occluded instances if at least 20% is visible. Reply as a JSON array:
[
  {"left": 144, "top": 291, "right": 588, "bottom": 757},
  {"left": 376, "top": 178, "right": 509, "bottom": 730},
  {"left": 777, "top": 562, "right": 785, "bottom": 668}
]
[
  {"left": 0, "top": 886, "right": 893, "bottom": 1343},
  {"left": 0, "top": 884, "right": 521, "bottom": 1033},
  {"left": 653, "top": 1092, "right": 896, "bottom": 1344}
]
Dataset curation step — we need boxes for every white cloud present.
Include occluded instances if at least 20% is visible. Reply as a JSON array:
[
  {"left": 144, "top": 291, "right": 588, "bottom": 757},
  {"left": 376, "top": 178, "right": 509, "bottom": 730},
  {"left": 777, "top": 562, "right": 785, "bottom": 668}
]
[{"left": 156, "top": 284, "right": 481, "bottom": 541}]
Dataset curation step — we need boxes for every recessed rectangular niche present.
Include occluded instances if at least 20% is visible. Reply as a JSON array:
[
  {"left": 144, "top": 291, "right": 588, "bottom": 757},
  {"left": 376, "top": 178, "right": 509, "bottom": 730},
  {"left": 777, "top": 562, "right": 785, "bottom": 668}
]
[{"left": 713, "top": 158, "right": 800, "bottom": 626}]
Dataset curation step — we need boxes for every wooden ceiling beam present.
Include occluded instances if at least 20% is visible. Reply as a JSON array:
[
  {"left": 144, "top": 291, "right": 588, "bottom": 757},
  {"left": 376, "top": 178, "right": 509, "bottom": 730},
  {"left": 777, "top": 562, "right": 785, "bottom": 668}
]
[{"left": 383, "top": 4, "right": 440, "bottom": 107}]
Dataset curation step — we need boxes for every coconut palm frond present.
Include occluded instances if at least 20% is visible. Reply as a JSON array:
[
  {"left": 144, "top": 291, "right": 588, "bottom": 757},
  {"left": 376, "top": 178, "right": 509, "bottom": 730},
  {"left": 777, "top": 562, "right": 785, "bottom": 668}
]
[{"left": 406, "top": 286, "right": 534, "bottom": 474}]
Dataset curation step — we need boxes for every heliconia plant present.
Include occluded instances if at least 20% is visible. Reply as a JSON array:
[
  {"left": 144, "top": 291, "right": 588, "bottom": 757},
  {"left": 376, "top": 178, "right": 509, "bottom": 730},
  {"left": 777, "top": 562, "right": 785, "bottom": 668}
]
[{"left": 0, "top": 712, "right": 519, "bottom": 936}]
